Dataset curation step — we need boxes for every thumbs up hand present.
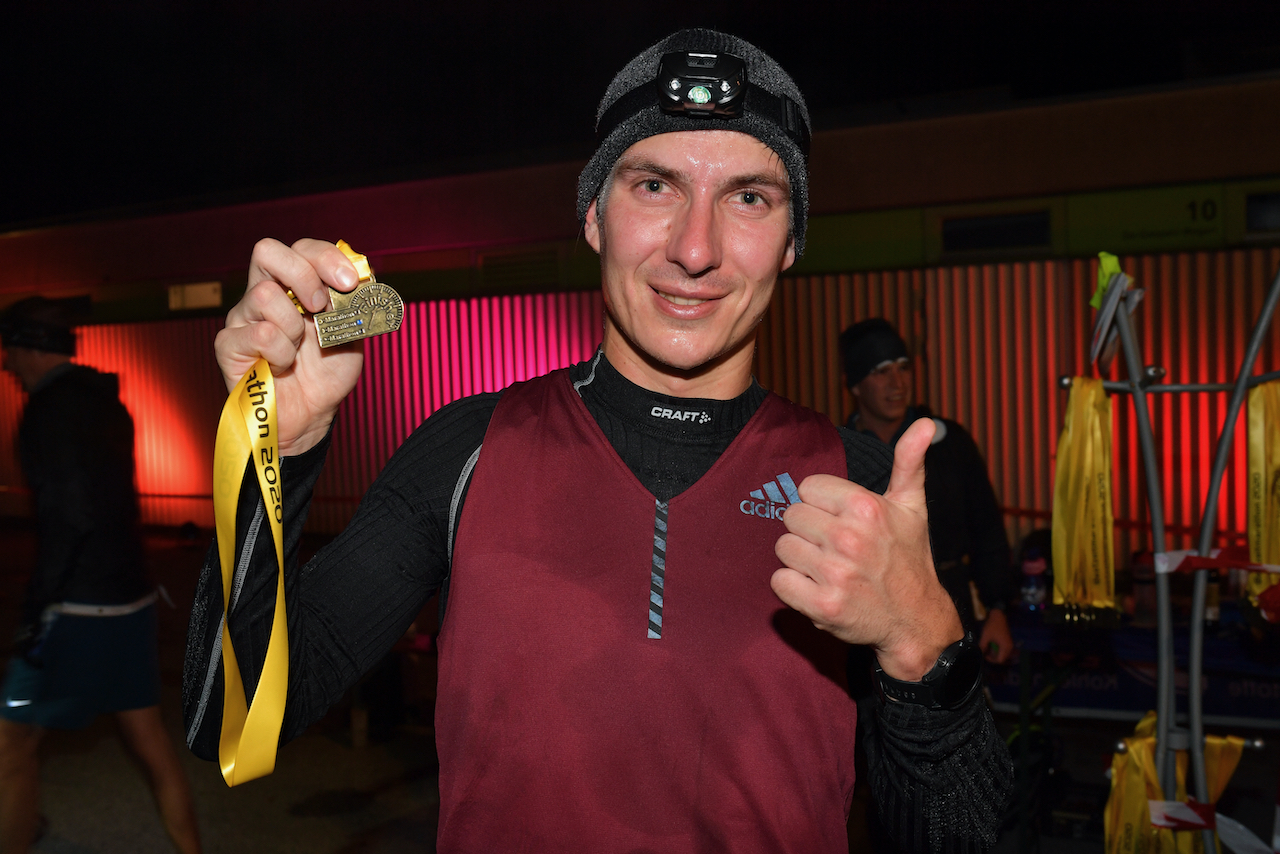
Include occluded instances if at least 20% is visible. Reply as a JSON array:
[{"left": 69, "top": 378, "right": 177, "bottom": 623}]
[{"left": 771, "top": 417, "right": 965, "bottom": 681}]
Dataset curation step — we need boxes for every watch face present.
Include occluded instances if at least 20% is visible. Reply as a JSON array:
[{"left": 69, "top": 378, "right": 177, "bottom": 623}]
[{"left": 937, "top": 640, "right": 982, "bottom": 707}]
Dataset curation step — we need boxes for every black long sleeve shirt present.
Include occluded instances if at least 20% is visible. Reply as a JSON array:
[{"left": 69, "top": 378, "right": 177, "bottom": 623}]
[{"left": 184, "top": 353, "right": 1012, "bottom": 853}]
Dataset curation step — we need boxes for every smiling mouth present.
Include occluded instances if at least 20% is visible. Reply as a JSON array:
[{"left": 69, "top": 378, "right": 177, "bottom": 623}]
[{"left": 662, "top": 293, "right": 709, "bottom": 306}]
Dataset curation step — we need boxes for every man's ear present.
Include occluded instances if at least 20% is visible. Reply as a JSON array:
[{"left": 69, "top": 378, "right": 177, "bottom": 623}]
[
  {"left": 584, "top": 200, "right": 602, "bottom": 253},
  {"left": 779, "top": 235, "right": 796, "bottom": 273}
]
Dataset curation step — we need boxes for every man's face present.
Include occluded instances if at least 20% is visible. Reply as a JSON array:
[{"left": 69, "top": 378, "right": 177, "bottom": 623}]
[
  {"left": 852, "top": 358, "right": 912, "bottom": 425},
  {"left": 584, "top": 130, "right": 795, "bottom": 396}
]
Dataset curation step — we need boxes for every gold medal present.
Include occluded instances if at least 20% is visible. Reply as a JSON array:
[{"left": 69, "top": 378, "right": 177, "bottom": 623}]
[{"left": 314, "top": 241, "right": 404, "bottom": 348}]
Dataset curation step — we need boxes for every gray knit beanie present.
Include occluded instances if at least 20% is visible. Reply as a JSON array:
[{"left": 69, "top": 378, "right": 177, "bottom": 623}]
[{"left": 577, "top": 28, "right": 811, "bottom": 255}]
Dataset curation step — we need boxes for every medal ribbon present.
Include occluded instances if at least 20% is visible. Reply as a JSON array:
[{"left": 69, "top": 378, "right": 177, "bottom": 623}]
[
  {"left": 1104, "top": 712, "right": 1245, "bottom": 853},
  {"left": 1246, "top": 382, "right": 1280, "bottom": 612},
  {"left": 213, "top": 358, "right": 288, "bottom": 786},
  {"left": 1052, "top": 377, "right": 1116, "bottom": 609},
  {"left": 337, "top": 239, "right": 373, "bottom": 284}
]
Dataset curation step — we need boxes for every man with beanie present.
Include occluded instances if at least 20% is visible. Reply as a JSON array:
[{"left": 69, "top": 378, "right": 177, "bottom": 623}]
[
  {"left": 0, "top": 297, "right": 201, "bottom": 854},
  {"left": 185, "top": 29, "right": 1012, "bottom": 852},
  {"left": 839, "top": 318, "right": 1014, "bottom": 664}
]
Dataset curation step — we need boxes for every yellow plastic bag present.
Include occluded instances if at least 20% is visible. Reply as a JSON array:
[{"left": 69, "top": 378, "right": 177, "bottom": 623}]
[
  {"left": 1105, "top": 712, "right": 1245, "bottom": 854},
  {"left": 1052, "top": 377, "right": 1116, "bottom": 609},
  {"left": 1246, "top": 382, "right": 1280, "bottom": 615}
]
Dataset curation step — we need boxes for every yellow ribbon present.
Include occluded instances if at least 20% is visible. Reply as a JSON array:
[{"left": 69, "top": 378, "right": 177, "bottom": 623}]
[
  {"left": 1092, "top": 251, "right": 1125, "bottom": 309},
  {"left": 1052, "top": 377, "right": 1116, "bottom": 609},
  {"left": 1246, "top": 382, "right": 1280, "bottom": 609},
  {"left": 1104, "top": 711, "right": 1245, "bottom": 854},
  {"left": 212, "top": 358, "right": 289, "bottom": 786},
  {"left": 336, "top": 239, "right": 373, "bottom": 283}
]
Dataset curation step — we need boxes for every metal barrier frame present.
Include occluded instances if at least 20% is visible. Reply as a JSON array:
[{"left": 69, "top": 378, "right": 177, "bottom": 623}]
[{"left": 1083, "top": 264, "right": 1280, "bottom": 851}]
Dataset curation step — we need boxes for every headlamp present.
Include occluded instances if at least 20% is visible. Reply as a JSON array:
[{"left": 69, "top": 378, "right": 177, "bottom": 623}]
[
  {"left": 656, "top": 51, "right": 746, "bottom": 118},
  {"left": 596, "top": 49, "right": 811, "bottom": 157}
]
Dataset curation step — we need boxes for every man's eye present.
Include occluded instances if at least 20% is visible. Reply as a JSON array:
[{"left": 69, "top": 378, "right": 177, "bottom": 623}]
[
  {"left": 644, "top": 179, "right": 663, "bottom": 193},
  {"left": 741, "top": 191, "right": 759, "bottom": 205}
]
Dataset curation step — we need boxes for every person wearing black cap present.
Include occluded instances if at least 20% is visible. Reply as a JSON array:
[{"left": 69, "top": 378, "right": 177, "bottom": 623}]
[
  {"left": 185, "top": 29, "right": 1012, "bottom": 852},
  {"left": 839, "top": 318, "right": 1014, "bottom": 664},
  {"left": 0, "top": 297, "right": 201, "bottom": 854}
]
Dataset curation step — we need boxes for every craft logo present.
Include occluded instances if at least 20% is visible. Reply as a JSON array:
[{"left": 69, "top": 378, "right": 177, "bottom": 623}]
[
  {"left": 741, "top": 473, "right": 801, "bottom": 521},
  {"left": 650, "top": 406, "right": 711, "bottom": 424}
]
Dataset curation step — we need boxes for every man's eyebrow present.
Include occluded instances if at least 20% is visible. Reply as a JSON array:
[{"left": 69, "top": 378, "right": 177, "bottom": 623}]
[
  {"left": 727, "top": 172, "right": 791, "bottom": 201},
  {"left": 612, "top": 158, "right": 683, "bottom": 182}
]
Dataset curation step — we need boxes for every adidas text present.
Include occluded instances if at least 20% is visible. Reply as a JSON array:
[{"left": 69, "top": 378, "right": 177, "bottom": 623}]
[{"left": 740, "top": 499, "right": 788, "bottom": 520}]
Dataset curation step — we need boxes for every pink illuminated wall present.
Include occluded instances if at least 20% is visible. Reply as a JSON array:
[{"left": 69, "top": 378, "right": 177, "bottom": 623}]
[
  {"left": 0, "top": 292, "right": 605, "bottom": 533},
  {"left": 313, "top": 291, "right": 605, "bottom": 530},
  {"left": 5, "top": 246, "right": 1275, "bottom": 560}
]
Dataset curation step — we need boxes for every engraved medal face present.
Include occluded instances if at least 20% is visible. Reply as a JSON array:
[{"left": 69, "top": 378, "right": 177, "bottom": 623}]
[{"left": 314, "top": 281, "right": 405, "bottom": 348}]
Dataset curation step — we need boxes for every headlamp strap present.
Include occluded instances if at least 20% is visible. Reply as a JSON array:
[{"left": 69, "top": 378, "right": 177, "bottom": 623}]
[
  {"left": 596, "top": 83, "right": 661, "bottom": 143},
  {"left": 744, "top": 86, "right": 810, "bottom": 156}
]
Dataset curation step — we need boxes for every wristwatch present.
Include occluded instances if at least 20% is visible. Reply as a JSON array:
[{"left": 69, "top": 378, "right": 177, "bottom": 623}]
[{"left": 874, "top": 631, "right": 983, "bottom": 711}]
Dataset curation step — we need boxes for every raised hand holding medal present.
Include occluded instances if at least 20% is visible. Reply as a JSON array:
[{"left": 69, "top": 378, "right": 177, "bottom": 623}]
[
  {"left": 212, "top": 239, "right": 399, "bottom": 785},
  {"left": 218, "top": 238, "right": 377, "bottom": 456}
]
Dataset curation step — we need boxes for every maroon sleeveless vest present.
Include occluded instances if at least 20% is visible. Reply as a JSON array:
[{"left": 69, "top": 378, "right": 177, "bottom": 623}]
[{"left": 438, "top": 370, "right": 855, "bottom": 852}]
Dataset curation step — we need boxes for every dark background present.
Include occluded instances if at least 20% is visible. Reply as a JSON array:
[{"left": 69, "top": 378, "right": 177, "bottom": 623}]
[{"left": 7, "top": 0, "right": 1280, "bottom": 232}]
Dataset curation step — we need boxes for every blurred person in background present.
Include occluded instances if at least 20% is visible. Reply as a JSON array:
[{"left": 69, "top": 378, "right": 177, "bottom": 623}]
[
  {"left": 0, "top": 297, "right": 200, "bottom": 854},
  {"left": 840, "top": 318, "right": 1014, "bottom": 663}
]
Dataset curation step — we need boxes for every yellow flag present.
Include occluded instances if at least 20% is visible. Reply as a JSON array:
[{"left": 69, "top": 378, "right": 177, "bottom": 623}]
[
  {"left": 1052, "top": 377, "right": 1116, "bottom": 609},
  {"left": 1246, "top": 382, "right": 1280, "bottom": 610},
  {"left": 1105, "top": 712, "right": 1245, "bottom": 854}
]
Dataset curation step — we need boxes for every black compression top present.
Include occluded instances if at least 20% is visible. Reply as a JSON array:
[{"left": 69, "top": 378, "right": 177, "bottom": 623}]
[{"left": 183, "top": 351, "right": 1011, "bottom": 854}]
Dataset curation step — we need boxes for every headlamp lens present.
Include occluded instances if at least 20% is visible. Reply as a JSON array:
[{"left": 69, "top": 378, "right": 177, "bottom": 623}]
[{"left": 655, "top": 51, "right": 746, "bottom": 118}]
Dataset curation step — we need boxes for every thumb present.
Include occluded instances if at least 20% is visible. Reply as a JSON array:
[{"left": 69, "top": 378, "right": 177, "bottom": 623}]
[{"left": 884, "top": 417, "right": 935, "bottom": 510}]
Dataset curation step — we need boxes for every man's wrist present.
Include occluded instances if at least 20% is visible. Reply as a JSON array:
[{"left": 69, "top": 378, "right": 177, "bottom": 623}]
[
  {"left": 280, "top": 416, "right": 337, "bottom": 458},
  {"left": 875, "top": 630, "right": 983, "bottom": 710},
  {"left": 874, "top": 611, "right": 966, "bottom": 681}
]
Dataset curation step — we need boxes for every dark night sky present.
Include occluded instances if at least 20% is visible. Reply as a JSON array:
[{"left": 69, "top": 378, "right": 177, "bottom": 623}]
[{"left": 7, "top": 0, "right": 1280, "bottom": 233}]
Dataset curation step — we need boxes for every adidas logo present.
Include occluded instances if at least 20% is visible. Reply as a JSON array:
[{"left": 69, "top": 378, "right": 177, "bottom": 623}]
[{"left": 740, "top": 472, "right": 801, "bottom": 521}]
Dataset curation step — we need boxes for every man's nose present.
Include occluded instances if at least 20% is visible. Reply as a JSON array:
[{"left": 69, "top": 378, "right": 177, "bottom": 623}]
[{"left": 666, "top": 195, "right": 721, "bottom": 276}]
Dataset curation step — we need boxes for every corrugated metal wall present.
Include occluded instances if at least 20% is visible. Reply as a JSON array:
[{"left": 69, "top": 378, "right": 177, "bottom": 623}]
[
  {"left": 5, "top": 246, "right": 1278, "bottom": 560},
  {"left": 77, "top": 319, "right": 226, "bottom": 527},
  {"left": 0, "top": 316, "right": 226, "bottom": 525},
  {"left": 0, "top": 292, "right": 604, "bottom": 533},
  {"left": 310, "top": 291, "right": 604, "bottom": 530},
  {"left": 754, "top": 247, "right": 1280, "bottom": 563}
]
